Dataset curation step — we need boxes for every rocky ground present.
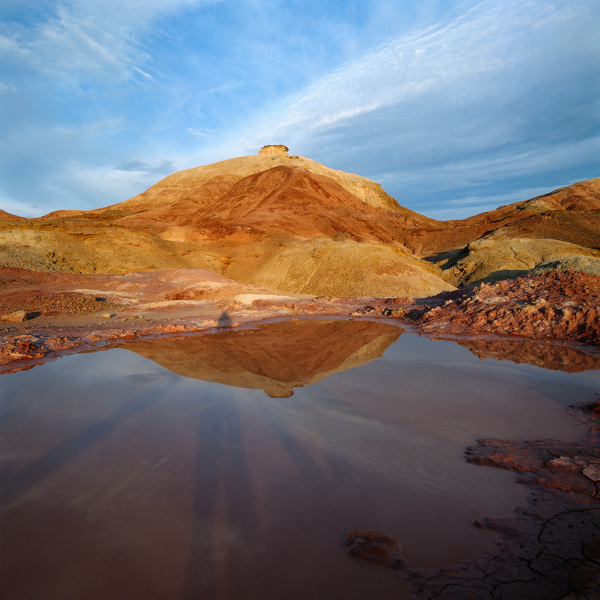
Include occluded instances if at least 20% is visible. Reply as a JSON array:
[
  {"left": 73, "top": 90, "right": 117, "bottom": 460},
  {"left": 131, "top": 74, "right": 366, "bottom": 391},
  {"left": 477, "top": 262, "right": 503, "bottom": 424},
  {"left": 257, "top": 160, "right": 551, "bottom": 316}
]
[
  {"left": 361, "top": 269, "right": 600, "bottom": 348},
  {"left": 405, "top": 400, "right": 600, "bottom": 600},
  {"left": 2, "top": 268, "right": 598, "bottom": 373}
]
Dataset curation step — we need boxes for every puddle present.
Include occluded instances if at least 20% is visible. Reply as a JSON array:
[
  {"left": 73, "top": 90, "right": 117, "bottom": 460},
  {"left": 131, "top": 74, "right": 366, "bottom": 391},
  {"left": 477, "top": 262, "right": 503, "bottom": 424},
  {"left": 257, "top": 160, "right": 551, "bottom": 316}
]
[{"left": 1, "top": 320, "right": 598, "bottom": 599}]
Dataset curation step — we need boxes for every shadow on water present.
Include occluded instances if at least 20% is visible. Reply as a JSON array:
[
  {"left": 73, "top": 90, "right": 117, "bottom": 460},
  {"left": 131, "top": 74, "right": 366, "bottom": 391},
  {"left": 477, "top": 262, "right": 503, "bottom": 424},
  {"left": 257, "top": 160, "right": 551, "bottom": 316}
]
[
  {"left": 183, "top": 400, "right": 258, "bottom": 599},
  {"left": 0, "top": 393, "right": 156, "bottom": 508},
  {"left": 182, "top": 392, "right": 334, "bottom": 598}
]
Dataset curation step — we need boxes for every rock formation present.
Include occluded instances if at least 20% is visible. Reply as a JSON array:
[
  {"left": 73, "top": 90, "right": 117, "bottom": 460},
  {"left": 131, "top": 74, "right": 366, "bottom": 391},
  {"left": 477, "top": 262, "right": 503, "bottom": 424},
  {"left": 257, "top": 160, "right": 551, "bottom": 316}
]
[{"left": 0, "top": 147, "right": 598, "bottom": 298}]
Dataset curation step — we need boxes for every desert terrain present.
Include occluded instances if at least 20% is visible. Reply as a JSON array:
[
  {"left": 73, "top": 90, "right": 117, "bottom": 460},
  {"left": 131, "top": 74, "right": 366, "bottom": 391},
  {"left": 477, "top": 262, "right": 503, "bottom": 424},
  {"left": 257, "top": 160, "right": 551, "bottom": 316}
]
[
  {"left": 1, "top": 145, "right": 598, "bottom": 370},
  {"left": 1, "top": 145, "right": 599, "bottom": 598}
]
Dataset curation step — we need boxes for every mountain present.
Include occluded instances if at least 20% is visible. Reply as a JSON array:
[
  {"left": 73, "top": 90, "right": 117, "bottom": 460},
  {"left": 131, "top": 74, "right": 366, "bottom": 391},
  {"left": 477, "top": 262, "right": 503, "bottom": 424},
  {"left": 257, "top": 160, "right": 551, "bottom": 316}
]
[{"left": 0, "top": 145, "right": 598, "bottom": 295}]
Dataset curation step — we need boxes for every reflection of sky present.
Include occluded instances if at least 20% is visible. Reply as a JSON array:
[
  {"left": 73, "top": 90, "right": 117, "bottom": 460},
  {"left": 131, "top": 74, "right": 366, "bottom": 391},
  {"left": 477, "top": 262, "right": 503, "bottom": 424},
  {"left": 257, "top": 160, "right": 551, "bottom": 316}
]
[{"left": 1, "top": 333, "right": 599, "bottom": 598}]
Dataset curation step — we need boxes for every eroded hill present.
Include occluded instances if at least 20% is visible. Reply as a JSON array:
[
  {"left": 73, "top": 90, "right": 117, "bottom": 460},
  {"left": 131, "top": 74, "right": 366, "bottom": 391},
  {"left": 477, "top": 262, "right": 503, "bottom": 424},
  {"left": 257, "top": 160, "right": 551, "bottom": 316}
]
[{"left": 1, "top": 145, "right": 598, "bottom": 296}]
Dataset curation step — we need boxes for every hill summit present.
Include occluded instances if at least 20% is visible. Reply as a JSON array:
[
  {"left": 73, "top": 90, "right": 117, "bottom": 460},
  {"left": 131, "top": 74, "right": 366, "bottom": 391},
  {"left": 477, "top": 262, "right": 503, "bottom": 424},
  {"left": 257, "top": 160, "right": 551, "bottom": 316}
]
[{"left": 0, "top": 147, "right": 598, "bottom": 296}]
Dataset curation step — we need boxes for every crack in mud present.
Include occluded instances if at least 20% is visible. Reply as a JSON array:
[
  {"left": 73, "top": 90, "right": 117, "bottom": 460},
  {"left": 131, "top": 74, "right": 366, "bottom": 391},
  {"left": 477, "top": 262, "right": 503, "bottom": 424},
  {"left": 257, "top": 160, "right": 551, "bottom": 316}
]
[{"left": 405, "top": 402, "right": 600, "bottom": 599}]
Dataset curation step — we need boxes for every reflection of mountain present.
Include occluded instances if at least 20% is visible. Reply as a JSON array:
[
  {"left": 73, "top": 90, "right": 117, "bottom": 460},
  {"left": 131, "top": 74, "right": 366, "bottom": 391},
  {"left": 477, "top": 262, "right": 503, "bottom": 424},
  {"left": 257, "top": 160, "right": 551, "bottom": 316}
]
[
  {"left": 120, "top": 319, "right": 403, "bottom": 397},
  {"left": 454, "top": 338, "right": 600, "bottom": 372}
]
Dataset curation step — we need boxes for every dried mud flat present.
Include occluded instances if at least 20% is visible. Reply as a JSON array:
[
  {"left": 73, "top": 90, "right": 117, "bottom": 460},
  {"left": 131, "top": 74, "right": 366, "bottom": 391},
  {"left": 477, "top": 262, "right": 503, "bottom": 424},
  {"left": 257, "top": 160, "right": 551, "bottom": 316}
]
[{"left": 1, "top": 266, "right": 600, "bottom": 598}]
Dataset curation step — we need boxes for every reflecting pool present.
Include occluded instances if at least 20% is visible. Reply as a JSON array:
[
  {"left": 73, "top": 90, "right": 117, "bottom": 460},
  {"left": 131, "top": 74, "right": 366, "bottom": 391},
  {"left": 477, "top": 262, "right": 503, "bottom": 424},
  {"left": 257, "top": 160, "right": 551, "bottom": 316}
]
[{"left": 1, "top": 319, "right": 598, "bottom": 599}]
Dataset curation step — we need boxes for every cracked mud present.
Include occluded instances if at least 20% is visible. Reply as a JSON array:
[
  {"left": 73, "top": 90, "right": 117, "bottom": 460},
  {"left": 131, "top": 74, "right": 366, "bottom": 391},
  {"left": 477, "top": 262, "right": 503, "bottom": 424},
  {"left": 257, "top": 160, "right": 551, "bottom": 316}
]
[{"left": 405, "top": 401, "right": 600, "bottom": 599}]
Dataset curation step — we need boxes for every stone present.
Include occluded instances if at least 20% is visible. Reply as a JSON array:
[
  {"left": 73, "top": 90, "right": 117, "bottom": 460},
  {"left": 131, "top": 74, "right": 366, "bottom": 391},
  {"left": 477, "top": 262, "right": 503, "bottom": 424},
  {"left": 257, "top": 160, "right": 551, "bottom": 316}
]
[
  {"left": 582, "top": 465, "right": 600, "bottom": 482},
  {"left": 1, "top": 310, "right": 27, "bottom": 322},
  {"left": 258, "top": 144, "right": 289, "bottom": 157},
  {"left": 343, "top": 529, "right": 406, "bottom": 570}
]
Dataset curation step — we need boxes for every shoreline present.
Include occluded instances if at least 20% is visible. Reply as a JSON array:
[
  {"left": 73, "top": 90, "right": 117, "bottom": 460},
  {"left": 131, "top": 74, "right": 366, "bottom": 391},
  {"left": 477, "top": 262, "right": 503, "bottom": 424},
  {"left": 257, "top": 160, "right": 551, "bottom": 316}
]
[{"left": 2, "top": 266, "right": 599, "bottom": 373}]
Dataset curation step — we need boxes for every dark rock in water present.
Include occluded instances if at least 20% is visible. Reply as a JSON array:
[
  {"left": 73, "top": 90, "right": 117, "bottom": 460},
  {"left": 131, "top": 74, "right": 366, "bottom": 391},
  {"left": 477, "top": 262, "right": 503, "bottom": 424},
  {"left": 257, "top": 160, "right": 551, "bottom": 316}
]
[{"left": 343, "top": 529, "right": 407, "bottom": 570}]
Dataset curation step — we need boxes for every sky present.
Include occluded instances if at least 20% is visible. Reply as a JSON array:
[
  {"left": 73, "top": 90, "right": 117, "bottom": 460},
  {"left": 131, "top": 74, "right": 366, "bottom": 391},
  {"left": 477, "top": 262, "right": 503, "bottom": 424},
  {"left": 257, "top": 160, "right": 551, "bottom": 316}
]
[{"left": 0, "top": 0, "right": 598, "bottom": 219}]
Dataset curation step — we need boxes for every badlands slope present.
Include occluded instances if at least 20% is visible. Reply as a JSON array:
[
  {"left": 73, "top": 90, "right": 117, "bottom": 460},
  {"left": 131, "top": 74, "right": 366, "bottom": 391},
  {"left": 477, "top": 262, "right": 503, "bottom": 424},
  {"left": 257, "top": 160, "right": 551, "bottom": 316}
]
[{"left": 1, "top": 145, "right": 599, "bottom": 297}]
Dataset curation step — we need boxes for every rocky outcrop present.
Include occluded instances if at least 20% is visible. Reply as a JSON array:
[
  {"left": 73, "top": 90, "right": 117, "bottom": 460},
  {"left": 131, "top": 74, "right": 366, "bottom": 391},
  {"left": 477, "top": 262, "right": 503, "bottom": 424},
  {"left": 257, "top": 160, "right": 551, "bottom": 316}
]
[
  {"left": 438, "top": 237, "right": 600, "bottom": 287},
  {"left": 258, "top": 144, "right": 290, "bottom": 156},
  {"left": 411, "top": 271, "right": 600, "bottom": 345},
  {"left": 358, "top": 270, "right": 600, "bottom": 347}
]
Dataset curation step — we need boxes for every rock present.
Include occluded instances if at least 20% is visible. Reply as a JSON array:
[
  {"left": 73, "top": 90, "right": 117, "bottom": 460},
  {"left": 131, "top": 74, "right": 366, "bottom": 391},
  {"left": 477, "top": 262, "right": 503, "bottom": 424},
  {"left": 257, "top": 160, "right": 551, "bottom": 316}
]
[
  {"left": 439, "top": 237, "right": 600, "bottom": 288},
  {"left": 582, "top": 465, "right": 600, "bottom": 482},
  {"left": 258, "top": 144, "right": 290, "bottom": 157},
  {"left": 1, "top": 310, "right": 27, "bottom": 322},
  {"left": 343, "top": 529, "right": 407, "bottom": 570}
]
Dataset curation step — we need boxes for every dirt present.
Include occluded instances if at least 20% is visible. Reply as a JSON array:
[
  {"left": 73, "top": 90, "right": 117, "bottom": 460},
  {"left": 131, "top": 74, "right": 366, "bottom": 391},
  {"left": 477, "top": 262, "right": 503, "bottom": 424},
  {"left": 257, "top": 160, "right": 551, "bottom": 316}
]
[{"left": 1, "top": 268, "right": 598, "bottom": 372}]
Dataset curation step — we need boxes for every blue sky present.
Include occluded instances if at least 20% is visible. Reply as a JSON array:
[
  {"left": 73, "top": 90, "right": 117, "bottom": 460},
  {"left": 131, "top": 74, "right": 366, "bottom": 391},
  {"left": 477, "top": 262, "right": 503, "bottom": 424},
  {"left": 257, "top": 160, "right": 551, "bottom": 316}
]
[{"left": 1, "top": 0, "right": 598, "bottom": 219}]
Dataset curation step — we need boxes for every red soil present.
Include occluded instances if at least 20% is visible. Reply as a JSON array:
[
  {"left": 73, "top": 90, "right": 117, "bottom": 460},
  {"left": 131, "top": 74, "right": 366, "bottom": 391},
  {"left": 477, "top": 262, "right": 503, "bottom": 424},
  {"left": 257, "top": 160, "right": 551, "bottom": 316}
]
[{"left": 362, "top": 270, "right": 600, "bottom": 347}]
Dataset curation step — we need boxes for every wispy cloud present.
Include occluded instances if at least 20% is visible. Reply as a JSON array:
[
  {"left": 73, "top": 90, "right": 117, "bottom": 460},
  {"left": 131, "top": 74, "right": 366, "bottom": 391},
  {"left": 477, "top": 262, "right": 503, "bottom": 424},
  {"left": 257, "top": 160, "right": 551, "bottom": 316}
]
[
  {"left": 0, "top": 0, "right": 215, "bottom": 84},
  {"left": 213, "top": 0, "right": 599, "bottom": 214},
  {"left": 0, "top": 0, "right": 597, "bottom": 218},
  {"left": 187, "top": 127, "right": 213, "bottom": 138}
]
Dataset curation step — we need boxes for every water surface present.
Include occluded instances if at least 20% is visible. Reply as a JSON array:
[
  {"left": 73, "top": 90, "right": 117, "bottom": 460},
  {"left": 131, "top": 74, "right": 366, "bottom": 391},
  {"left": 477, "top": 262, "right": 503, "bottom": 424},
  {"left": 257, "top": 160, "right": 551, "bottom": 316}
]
[{"left": 1, "top": 320, "right": 598, "bottom": 600}]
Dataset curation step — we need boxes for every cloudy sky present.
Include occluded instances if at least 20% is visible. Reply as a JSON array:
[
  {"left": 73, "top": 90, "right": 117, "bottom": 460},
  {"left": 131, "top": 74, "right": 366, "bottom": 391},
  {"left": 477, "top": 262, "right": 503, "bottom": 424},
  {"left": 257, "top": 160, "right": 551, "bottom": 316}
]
[{"left": 1, "top": 0, "right": 598, "bottom": 219}]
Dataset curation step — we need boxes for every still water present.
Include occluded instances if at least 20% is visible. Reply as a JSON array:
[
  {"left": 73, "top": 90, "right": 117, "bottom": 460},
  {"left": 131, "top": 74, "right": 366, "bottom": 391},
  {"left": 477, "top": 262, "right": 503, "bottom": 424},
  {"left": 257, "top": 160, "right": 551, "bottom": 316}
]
[{"left": 1, "top": 319, "right": 598, "bottom": 599}]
